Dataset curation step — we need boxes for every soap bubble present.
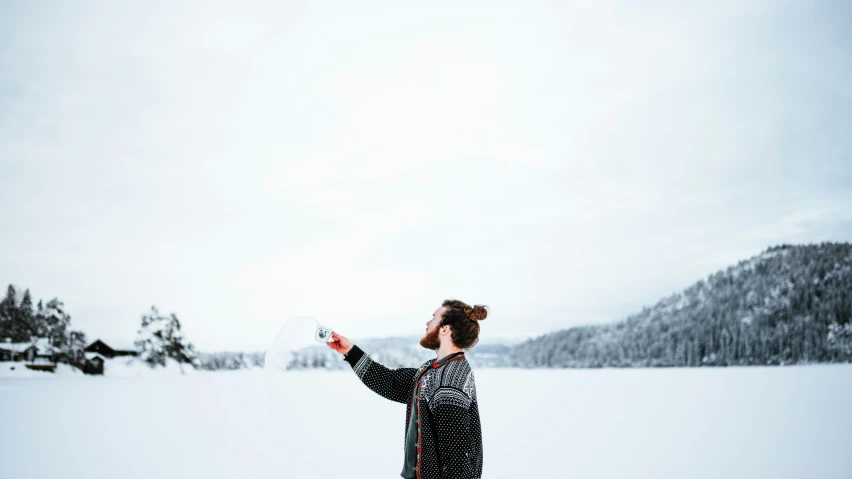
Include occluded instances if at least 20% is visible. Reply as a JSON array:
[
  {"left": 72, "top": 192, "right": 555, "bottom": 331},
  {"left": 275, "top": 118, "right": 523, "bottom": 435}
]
[
  {"left": 262, "top": 316, "right": 349, "bottom": 476},
  {"left": 264, "top": 316, "right": 325, "bottom": 372}
]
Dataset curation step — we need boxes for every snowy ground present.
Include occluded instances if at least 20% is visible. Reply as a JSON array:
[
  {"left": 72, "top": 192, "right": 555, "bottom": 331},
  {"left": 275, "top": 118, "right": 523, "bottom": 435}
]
[
  {"left": 0, "top": 356, "right": 199, "bottom": 379},
  {"left": 1, "top": 363, "right": 851, "bottom": 479}
]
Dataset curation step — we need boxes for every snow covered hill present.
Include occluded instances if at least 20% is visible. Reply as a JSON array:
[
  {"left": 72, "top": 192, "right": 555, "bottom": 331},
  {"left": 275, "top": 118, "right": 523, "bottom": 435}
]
[{"left": 513, "top": 242, "right": 852, "bottom": 368}]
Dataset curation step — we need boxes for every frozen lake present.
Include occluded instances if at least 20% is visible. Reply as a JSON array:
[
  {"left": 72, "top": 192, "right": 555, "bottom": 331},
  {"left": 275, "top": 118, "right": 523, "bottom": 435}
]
[{"left": 1, "top": 364, "right": 851, "bottom": 479}]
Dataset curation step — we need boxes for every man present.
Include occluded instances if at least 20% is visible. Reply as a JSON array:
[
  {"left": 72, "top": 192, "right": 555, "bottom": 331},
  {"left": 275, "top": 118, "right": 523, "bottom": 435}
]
[{"left": 327, "top": 299, "right": 487, "bottom": 479}]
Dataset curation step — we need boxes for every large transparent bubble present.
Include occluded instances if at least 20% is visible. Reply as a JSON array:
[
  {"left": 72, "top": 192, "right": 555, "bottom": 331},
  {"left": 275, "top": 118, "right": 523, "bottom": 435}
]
[
  {"left": 264, "top": 316, "right": 334, "bottom": 372},
  {"left": 262, "top": 316, "right": 352, "bottom": 476}
]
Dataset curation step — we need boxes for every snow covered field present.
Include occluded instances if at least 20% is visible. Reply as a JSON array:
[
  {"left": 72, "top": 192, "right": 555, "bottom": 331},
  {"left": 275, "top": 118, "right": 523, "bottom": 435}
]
[{"left": 1, "top": 363, "right": 851, "bottom": 479}]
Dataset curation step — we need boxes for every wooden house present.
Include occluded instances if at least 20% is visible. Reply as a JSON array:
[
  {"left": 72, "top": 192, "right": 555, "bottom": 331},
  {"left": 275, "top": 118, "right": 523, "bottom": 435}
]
[
  {"left": 0, "top": 340, "right": 39, "bottom": 362},
  {"left": 83, "top": 352, "right": 106, "bottom": 375},
  {"left": 0, "top": 338, "right": 57, "bottom": 372}
]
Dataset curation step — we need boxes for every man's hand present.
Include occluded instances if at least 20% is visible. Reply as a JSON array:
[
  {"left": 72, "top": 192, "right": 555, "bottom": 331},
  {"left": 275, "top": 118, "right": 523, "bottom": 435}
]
[{"left": 327, "top": 331, "right": 353, "bottom": 355}]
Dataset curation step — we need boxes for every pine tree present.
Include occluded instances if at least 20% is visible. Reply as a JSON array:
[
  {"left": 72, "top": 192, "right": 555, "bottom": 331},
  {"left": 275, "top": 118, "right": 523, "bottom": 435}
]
[
  {"left": 135, "top": 306, "right": 197, "bottom": 368},
  {"left": 9, "top": 289, "right": 36, "bottom": 342},
  {"left": 136, "top": 306, "right": 168, "bottom": 367},
  {"left": 68, "top": 330, "right": 88, "bottom": 362},
  {"left": 0, "top": 285, "right": 14, "bottom": 340},
  {"left": 42, "top": 298, "right": 71, "bottom": 349},
  {"left": 162, "top": 313, "right": 197, "bottom": 365}
]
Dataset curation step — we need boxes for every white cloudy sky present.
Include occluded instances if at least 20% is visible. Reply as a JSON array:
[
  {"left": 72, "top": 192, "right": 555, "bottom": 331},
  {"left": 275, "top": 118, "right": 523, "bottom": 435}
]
[{"left": 1, "top": 1, "right": 850, "bottom": 351}]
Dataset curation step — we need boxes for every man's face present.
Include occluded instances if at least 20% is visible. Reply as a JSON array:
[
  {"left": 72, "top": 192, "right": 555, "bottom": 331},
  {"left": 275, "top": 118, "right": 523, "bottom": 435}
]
[{"left": 420, "top": 306, "right": 447, "bottom": 350}]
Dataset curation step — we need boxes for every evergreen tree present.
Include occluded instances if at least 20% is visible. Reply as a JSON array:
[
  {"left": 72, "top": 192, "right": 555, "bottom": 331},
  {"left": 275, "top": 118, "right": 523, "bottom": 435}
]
[
  {"left": 511, "top": 243, "right": 852, "bottom": 368},
  {"left": 0, "top": 285, "right": 14, "bottom": 339},
  {"left": 0, "top": 284, "right": 80, "bottom": 361},
  {"left": 42, "top": 298, "right": 72, "bottom": 349},
  {"left": 19, "top": 289, "right": 34, "bottom": 341},
  {"left": 35, "top": 300, "right": 46, "bottom": 337},
  {"left": 135, "top": 306, "right": 197, "bottom": 368},
  {"left": 162, "top": 313, "right": 197, "bottom": 365},
  {"left": 68, "top": 330, "right": 88, "bottom": 362},
  {"left": 0, "top": 287, "right": 36, "bottom": 342}
]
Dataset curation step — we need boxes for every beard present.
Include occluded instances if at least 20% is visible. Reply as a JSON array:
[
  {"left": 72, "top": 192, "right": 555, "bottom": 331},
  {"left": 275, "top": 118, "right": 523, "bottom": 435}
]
[{"left": 419, "top": 326, "right": 441, "bottom": 350}]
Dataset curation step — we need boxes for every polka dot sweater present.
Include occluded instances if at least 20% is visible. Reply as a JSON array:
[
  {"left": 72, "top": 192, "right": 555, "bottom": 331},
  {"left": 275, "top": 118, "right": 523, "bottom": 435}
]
[{"left": 343, "top": 344, "right": 483, "bottom": 479}]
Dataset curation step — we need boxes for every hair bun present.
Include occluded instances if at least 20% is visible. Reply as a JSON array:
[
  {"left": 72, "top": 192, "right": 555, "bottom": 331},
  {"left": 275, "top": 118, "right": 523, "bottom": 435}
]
[{"left": 467, "top": 304, "right": 488, "bottom": 321}]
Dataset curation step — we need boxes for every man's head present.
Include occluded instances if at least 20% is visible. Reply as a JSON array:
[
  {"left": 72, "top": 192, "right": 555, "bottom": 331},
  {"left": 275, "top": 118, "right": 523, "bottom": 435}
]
[{"left": 420, "top": 299, "right": 489, "bottom": 351}]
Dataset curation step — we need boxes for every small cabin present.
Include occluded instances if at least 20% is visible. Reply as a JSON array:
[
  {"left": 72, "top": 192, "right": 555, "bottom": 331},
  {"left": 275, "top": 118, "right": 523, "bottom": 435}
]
[
  {"left": 0, "top": 338, "right": 58, "bottom": 372},
  {"left": 0, "top": 341, "right": 39, "bottom": 362},
  {"left": 83, "top": 352, "right": 106, "bottom": 375}
]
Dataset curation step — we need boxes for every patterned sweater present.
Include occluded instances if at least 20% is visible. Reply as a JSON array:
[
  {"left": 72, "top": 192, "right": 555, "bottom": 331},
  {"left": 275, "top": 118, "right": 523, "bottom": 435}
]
[{"left": 343, "top": 344, "right": 483, "bottom": 479}]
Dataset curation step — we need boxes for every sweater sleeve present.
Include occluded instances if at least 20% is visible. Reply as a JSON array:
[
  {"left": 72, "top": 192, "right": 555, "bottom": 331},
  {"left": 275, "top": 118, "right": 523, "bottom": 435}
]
[
  {"left": 343, "top": 344, "right": 418, "bottom": 404},
  {"left": 429, "top": 387, "right": 475, "bottom": 479}
]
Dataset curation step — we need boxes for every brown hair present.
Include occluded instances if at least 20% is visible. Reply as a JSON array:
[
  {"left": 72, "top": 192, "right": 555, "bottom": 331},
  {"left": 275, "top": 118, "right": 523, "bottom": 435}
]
[{"left": 440, "top": 299, "right": 488, "bottom": 350}]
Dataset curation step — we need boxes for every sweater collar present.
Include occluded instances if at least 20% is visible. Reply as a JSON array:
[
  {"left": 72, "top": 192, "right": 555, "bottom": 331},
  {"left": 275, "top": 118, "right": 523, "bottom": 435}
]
[{"left": 434, "top": 351, "right": 465, "bottom": 365}]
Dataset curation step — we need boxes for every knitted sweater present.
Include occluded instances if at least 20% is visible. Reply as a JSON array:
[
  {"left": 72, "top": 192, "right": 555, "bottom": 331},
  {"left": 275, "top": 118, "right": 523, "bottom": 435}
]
[{"left": 343, "top": 344, "right": 483, "bottom": 479}]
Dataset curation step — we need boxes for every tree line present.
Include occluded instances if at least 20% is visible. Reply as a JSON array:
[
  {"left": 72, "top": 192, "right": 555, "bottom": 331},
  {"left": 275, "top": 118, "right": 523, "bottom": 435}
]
[
  {"left": 0, "top": 285, "right": 87, "bottom": 356},
  {"left": 7, "top": 242, "right": 851, "bottom": 371},
  {"left": 511, "top": 243, "right": 852, "bottom": 368},
  {"left": 0, "top": 287, "right": 205, "bottom": 369}
]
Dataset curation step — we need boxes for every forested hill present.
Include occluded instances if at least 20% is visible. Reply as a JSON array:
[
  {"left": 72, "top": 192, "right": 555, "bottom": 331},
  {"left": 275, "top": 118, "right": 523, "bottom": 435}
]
[{"left": 512, "top": 242, "right": 852, "bottom": 368}]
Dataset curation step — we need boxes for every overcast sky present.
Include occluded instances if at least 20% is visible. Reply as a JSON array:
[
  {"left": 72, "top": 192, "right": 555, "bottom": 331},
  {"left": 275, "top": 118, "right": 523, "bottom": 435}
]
[{"left": 1, "top": 1, "right": 850, "bottom": 351}]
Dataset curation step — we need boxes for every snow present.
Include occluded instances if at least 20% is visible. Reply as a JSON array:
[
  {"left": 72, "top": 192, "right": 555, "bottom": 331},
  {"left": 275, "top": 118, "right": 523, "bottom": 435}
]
[
  {"left": 98, "top": 338, "right": 137, "bottom": 351},
  {"left": 0, "top": 362, "right": 82, "bottom": 378},
  {"left": 0, "top": 342, "right": 35, "bottom": 353},
  {"left": 1, "top": 364, "right": 851, "bottom": 479},
  {"left": 31, "top": 338, "right": 57, "bottom": 353},
  {"left": 100, "top": 356, "right": 197, "bottom": 377},
  {"left": 0, "top": 357, "right": 193, "bottom": 379},
  {"left": 0, "top": 338, "right": 57, "bottom": 354},
  {"left": 84, "top": 352, "right": 107, "bottom": 361}
]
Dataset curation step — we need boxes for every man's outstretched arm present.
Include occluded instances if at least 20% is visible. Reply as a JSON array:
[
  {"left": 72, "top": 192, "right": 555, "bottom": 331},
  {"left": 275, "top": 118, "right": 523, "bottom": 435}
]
[
  {"left": 329, "top": 331, "right": 417, "bottom": 404},
  {"left": 343, "top": 344, "right": 417, "bottom": 404}
]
